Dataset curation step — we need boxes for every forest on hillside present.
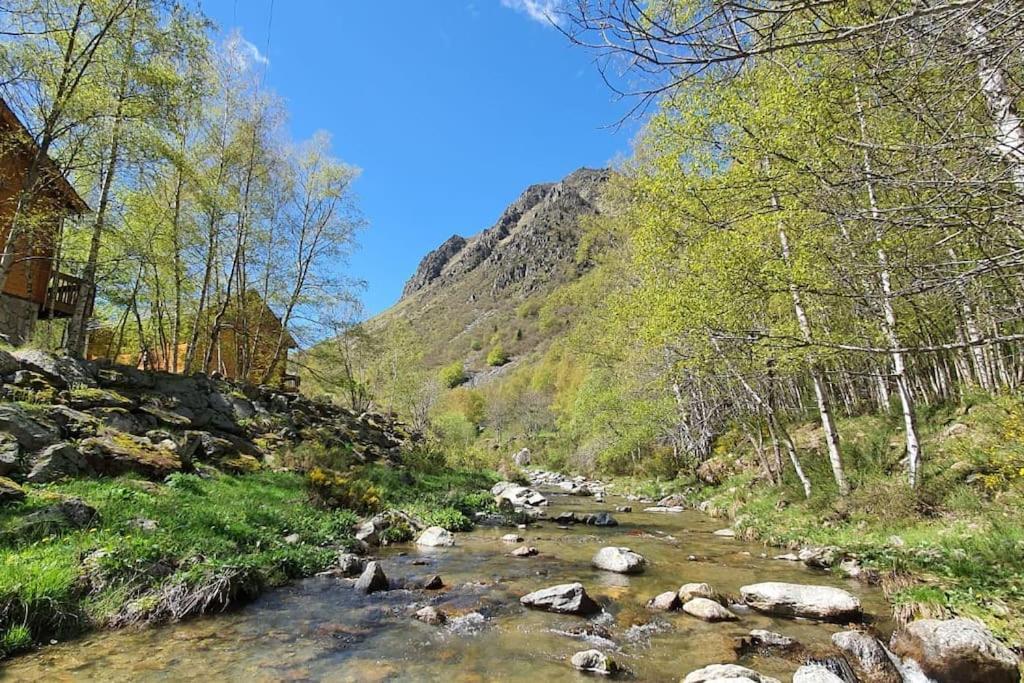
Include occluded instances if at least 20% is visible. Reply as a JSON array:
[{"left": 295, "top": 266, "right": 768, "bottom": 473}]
[{"left": 311, "top": 0, "right": 1024, "bottom": 495}]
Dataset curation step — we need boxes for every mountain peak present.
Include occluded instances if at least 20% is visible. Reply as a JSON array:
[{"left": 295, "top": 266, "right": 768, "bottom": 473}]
[{"left": 399, "top": 168, "right": 610, "bottom": 300}]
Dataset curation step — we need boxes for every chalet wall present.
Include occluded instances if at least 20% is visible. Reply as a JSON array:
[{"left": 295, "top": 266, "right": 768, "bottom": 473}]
[{"left": 0, "top": 293, "right": 37, "bottom": 345}]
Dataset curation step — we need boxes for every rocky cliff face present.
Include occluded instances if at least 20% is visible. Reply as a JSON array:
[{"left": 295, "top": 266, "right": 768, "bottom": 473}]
[{"left": 400, "top": 168, "right": 610, "bottom": 300}]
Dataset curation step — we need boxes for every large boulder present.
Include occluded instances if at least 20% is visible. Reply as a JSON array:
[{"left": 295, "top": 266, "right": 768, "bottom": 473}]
[
  {"left": 682, "top": 664, "right": 781, "bottom": 683},
  {"left": 570, "top": 649, "right": 618, "bottom": 675},
  {"left": 889, "top": 618, "right": 1020, "bottom": 683},
  {"left": 520, "top": 582, "right": 600, "bottom": 615},
  {"left": 11, "top": 349, "right": 96, "bottom": 388},
  {"left": 27, "top": 442, "right": 89, "bottom": 483},
  {"left": 740, "top": 582, "right": 862, "bottom": 621},
  {"left": 831, "top": 630, "right": 901, "bottom": 683},
  {"left": 682, "top": 597, "right": 738, "bottom": 622},
  {"left": 0, "top": 404, "right": 60, "bottom": 450},
  {"left": 416, "top": 526, "right": 455, "bottom": 547},
  {"left": 354, "top": 561, "right": 389, "bottom": 594},
  {"left": 592, "top": 546, "right": 646, "bottom": 574}
]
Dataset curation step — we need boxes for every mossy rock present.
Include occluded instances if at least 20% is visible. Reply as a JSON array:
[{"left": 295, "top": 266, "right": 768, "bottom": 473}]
[
  {"left": 219, "top": 455, "right": 263, "bottom": 474},
  {"left": 0, "top": 476, "right": 26, "bottom": 505},
  {"left": 78, "top": 433, "right": 183, "bottom": 481}
]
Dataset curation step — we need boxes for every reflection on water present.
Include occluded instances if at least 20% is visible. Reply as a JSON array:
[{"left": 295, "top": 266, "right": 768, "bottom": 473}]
[{"left": 2, "top": 493, "right": 891, "bottom": 682}]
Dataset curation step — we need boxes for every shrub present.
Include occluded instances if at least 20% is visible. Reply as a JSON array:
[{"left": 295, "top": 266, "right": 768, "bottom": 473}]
[
  {"left": 486, "top": 344, "right": 509, "bottom": 367},
  {"left": 470, "top": 339, "right": 482, "bottom": 351},
  {"left": 439, "top": 361, "right": 467, "bottom": 389},
  {"left": 306, "top": 468, "right": 382, "bottom": 514}
]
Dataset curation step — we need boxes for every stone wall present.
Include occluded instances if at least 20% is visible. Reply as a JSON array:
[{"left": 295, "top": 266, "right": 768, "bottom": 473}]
[{"left": 0, "top": 294, "right": 38, "bottom": 346}]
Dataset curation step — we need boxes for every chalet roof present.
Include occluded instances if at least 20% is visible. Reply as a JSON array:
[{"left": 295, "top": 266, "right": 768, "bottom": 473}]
[{"left": 0, "top": 97, "right": 90, "bottom": 214}]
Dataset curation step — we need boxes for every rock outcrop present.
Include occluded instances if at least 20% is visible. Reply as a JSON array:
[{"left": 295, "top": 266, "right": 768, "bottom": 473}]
[
  {"left": 0, "top": 351, "right": 418, "bottom": 486},
  {"left": 400, "top": 168, "right": 610, "bottom": 300}
]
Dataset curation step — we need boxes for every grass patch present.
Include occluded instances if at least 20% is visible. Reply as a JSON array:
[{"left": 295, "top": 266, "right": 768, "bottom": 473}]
[{"left": 0, "top": 471, "right": 358, "bottom": 657}]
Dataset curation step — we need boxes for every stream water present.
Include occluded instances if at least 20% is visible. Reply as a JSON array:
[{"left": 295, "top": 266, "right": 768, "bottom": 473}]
[{"left": 2, "top": 491, "right": 890, "bottom": 682}]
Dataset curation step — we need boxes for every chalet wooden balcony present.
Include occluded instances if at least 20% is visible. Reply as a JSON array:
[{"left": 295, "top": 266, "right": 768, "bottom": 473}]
[{"left": 39, "top": 272, "right": 94, "bottom": 320}]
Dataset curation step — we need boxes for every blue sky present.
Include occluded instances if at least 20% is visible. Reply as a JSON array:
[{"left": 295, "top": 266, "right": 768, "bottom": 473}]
[{"left": 201, "top": 1, "right": 634, "bottom": 316}]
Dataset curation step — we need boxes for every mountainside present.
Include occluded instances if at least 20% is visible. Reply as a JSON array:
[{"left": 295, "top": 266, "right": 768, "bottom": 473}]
[{"left": 375, "top": 167, "right": 610, "bottom": 374}]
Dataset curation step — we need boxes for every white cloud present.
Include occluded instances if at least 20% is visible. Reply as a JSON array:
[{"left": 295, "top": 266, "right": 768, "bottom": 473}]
[
  {"left": 500, "top": 0, "right": 562, "bottom": 26},
  {"left": 224, "top": 28, "right": 270, "bottom": 72}
]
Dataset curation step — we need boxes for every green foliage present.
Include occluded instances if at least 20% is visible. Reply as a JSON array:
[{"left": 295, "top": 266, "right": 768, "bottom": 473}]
[
  {"left": 470, "top": 339, "right": 482, "bottom": 351},
  {"left": 439, "top": 361, "right": 468, "bottom": 389},
  {"left": 486, "top": 344, "right": 509, "bottom": 367}
]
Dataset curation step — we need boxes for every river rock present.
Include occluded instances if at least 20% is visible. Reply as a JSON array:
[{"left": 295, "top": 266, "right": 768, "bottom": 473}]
[
  {"left": 592, "top": 547, "right": 646, "bottom": 574},
  {"left": 511, "top": 546, "right": 538, "bottom": 557},
  {"left": 414, "top": 605, "right": 447, "bottom": 625},
  {"left": 493, "top": 482, "right": 546, "bottom": 507},
  {"left": 793, "top": 665, "right": 844, "bottom": 683},
  {"left": 678, "top": 582, "right": 718, "bottom": 603},
  {"left": 570, "top": 649, "right": 618, "bottom": 675},
  {"left": 648, "top": 591, "right": 681, "bottom": 611},
  {"left": 799, "top": 546, "right": 841, "bottom": 568},
  {"left": 420, "top": 575, "right": 444, "bottom": 590},
  {"left": 337, "top": 553, "right": 366, "bottom": 577},
  {"left": 682, "top": 663, "right": 781, "bottom": 683},
  {"left": 740, "top": 582, "right": 862, "bottom": 621},
  {"left": 736, "top": 629, "right": 799, "bottom": 655},
  {"left": 615, "top": 505, "right": 632, "bottom": 513},
  {"left": 712, "top": 528, "right": 736, "bottom": 537},
  {"left": 889, "top": 618, "right": 1020, "bottom": 683},
  {"left": 416, "top": 526, "right": 455, "bottom": 547},
  {"left": 588, "top": 512, "right": 618, "bottom": 527},
  {"left": 502, "top": 533, "right": 523, "bottom": 543},
  {"left": 354, "top": 561, "right": 389, "bottom": 593},
  {"left": 554, "top": 512, "right": 576, "bottom": 524},
  {"left": 683, "top": 597, "right": 738, "bottom": 622},
  {"left": 643, "top": 506, "right": 684, "bottom": 513},
  {"left": 520, "top": 582, "right": 599, "bottom": 615},
  {"left": 831, "top": 630, "right": 901, "bottom": 683}
]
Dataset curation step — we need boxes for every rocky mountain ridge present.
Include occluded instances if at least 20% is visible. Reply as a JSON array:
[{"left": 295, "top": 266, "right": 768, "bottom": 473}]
[{"left": 400, "top": 167, "right": 610, "bottom": 300}]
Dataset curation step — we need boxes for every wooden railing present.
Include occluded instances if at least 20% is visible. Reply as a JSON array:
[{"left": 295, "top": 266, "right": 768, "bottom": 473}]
[{"left": 40, "top": 272, "right": 94, "bottom": 319}]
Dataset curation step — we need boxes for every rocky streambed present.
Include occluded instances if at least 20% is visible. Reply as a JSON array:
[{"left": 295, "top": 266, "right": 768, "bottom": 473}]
[{"left": 4, "top": 482, "right": 1017, "bottom": 682}]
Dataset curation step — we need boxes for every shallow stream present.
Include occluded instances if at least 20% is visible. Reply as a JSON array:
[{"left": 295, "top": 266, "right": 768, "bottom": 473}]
[{"left": 3, "top": 491, "right": 890, "bottom": 682}]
